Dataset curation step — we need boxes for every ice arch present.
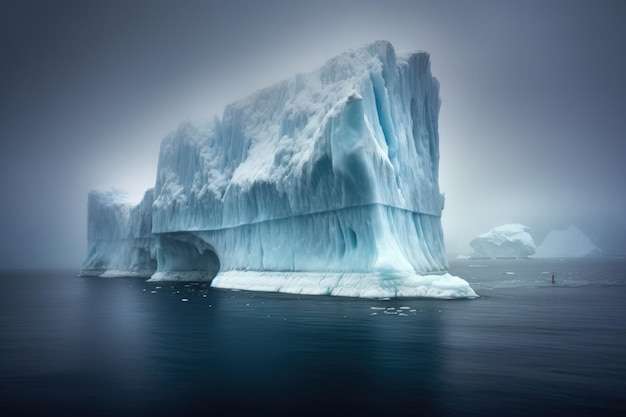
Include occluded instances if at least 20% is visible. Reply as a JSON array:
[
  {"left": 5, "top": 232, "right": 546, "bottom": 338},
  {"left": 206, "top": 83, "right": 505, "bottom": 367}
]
[{"left": 149, "top": 233, "right": 221, "bottom": 281}]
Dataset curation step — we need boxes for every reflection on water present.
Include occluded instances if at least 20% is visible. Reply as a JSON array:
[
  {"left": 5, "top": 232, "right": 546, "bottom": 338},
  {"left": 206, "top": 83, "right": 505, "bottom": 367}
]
[{"left": 1, "top": 259, "right": 625, "bottom": 416}]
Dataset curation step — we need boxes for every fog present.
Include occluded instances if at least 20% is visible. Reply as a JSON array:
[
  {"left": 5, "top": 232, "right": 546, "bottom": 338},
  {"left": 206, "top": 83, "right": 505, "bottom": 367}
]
[{"left": 1, "top": 0, "right": 624, "bottom": 268}]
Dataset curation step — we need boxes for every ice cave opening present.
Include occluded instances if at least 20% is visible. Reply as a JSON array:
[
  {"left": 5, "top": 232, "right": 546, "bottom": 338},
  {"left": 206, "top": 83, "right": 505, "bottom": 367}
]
[{"left": 150, "top": 233, "right": 221, "bottom": 281}]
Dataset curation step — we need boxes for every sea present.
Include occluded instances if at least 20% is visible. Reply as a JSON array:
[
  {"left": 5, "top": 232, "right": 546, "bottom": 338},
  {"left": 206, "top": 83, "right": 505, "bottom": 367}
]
[{"left": 1, "top": 258, "right": 625, "bottom": 417}]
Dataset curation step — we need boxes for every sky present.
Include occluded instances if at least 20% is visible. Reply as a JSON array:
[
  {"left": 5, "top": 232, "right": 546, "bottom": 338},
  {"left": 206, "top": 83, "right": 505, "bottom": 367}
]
[{"left": 1, "top": 0, "right": 625, "bottom": 268}]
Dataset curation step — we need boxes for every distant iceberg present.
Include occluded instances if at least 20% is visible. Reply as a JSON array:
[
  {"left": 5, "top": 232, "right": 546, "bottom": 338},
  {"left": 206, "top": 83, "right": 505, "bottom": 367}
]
[
  {"left": 533, "top": 226, "right": 601, "bottom": 258},
  {"left": 469, "top": 224, "right": 536, "bottom": 258},
  {"left": 80, "top": 41, "right": 477, "bottom": 299}
]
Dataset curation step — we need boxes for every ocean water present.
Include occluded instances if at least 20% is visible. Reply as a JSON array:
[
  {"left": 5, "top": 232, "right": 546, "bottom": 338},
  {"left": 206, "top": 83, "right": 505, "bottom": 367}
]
[{"left": 1, "top": 258, "right": 625, "bottom": 416}]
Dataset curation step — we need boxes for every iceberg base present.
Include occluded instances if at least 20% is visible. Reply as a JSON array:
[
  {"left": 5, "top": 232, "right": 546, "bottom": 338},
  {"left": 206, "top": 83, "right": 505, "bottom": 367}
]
[
  {"left": 80, "top": 269, "right": 155, "bottom": 278},
  {"left": 210, "top": 271, "right": 478, "bottom": 299},
  {"left": 148, "top": 270, "right": 218, "bottom": 282}
]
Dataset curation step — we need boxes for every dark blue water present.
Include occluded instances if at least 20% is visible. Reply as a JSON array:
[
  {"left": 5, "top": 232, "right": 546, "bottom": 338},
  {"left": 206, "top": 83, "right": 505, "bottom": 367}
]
[{"left": 1, "top": 259, "right": 625, "bottom": 416}]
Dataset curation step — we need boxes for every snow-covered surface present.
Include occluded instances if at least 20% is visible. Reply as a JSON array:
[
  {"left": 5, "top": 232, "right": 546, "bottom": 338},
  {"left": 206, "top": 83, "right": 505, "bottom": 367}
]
[
  {"left": 533, "top": 226, "right": 601, "bottom": 258},
  {"left": 470, "top": 224, "right": 536, "bottom": 258},
  {"left": 81, "top": 41, "right": 477, "bottom": 299}
]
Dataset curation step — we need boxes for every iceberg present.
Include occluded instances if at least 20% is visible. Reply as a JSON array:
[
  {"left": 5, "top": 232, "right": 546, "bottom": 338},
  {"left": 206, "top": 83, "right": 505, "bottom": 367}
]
[
  {"left": 81, "top": 41, "right": 477, "bottom": 299},
  {"left": 533, "top": 225, "right": 601, "bottom": 258},
  {"left": 469, "top": 224, "right": 536, "bottom": 258}
]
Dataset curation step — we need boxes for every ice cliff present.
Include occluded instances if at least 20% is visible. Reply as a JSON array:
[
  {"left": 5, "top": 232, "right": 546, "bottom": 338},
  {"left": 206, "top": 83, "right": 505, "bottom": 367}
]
[
  {"left": 81, "top": 189, "right": 156, "bottom": 277},
  {"left": 81, "top": 41, "right": 477, "bottom": 298},
  {"left": 469, "top": 224, "right": 536, "bottom": 258}
]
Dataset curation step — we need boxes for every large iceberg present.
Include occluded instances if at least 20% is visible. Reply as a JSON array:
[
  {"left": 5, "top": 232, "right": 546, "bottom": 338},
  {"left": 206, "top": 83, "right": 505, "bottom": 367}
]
[
  {"left": 533, "top": 225, "right": 601, "bottom": 258},
  {"left": 81, "top": 41, "right": 477, "bottom": 299},
  {"left": 469, "top": 224, "right": 536, "bottom": 258}
]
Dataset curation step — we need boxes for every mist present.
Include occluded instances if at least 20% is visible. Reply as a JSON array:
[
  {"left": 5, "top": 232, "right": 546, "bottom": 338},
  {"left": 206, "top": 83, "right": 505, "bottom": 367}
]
[{"left": 1, "top": 0, "right": 625, "bottom": 268}]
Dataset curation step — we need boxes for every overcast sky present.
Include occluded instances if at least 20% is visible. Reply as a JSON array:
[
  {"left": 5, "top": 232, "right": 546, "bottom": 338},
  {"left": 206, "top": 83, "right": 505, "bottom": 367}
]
[{"left": 1, "top": 0, "right": 625, "bottom": 268}]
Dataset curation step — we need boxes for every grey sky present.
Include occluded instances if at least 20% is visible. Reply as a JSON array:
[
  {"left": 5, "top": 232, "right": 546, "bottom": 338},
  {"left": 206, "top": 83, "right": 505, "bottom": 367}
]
[{"left": 1, "top": 0, "right": 625, "bottom": 268}]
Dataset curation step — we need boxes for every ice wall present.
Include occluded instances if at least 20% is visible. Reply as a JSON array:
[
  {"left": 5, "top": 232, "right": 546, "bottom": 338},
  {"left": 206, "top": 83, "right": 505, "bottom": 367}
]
[
  {"left": 80, "top": 189, "right": 156, "bottom": 277},
  {"left": 152, "top": 41, "right": 444, "bottom": 233},
  {"left": 81, "top": 41, "right": 477, "bottom": 298}
]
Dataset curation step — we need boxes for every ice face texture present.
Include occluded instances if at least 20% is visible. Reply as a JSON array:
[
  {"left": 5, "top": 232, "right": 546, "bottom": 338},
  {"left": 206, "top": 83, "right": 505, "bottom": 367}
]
[
  {"left": 81, "top": 41, "right": 477, "bottom": 298},
  {"left": 533, "top": 226, "right": 601, "bottom": 258},
  {"left": 80, "top": 189, "right": 156, "bottom": 277},
  {"left": 470, "top": 224, "right": 536, "bottom": 259}
]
